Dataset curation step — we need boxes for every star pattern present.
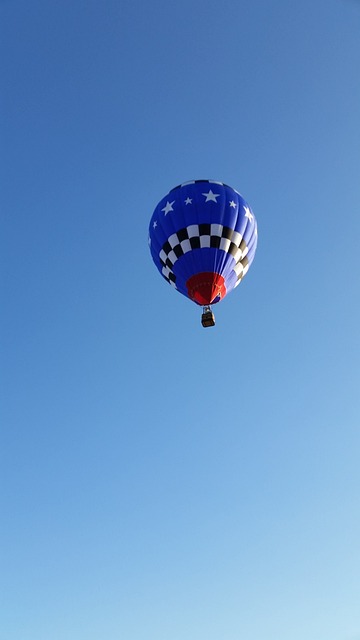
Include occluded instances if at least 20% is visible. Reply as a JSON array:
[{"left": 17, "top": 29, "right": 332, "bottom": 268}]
[
  {"left": 202, "top": 189, "right": 220, "bottom": 203},
  {"left": 229, "top": 200, "right": 237, "bottom": 208},
  {"left": 162, "top": 200, "right": 175, "bottom": 215},
  {"left": 244, "top": 206, "right": 253, "bottom": 221},
  {"left": 185, "top": 197, "right": 192, "bottom": 205}
]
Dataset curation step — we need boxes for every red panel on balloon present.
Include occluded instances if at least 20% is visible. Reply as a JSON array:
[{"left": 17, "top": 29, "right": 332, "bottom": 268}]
[{"left": 186, "top": 272, "right": 226, "bottom": 305}]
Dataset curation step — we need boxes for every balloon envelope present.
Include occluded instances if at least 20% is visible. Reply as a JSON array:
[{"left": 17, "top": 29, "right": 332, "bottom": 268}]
[{"left": 148, "top": 180, "right": 257, "bottom": 306}]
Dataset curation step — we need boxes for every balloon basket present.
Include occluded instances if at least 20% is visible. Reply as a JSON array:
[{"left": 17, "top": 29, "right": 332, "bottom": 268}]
[{"left": 201, "top": 306, "right": 215, "bottom": 328}]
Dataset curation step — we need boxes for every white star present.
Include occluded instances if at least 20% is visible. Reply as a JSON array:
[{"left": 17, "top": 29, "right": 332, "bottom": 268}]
[
  {"left": 153, "top": 220, "right": 157, "bottom": 229},
  {"left": 229, "top": 200, "right": 237, "bottom": 208},
  {"left": 161, "top": 200, "right": 175, "bottom": 215},
  {"left": 202, "top": 189, "right": 220, "bottom": 203},
  {"left": 184, "top": 197, "right": 192, "bottom": 205},
  {"left": 244, "top": 206, "right": 253, "bottom": 221}
]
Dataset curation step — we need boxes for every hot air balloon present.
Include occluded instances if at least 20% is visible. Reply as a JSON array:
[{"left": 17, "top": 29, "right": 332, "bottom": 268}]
[{"left": 148, "top": 180, "right": 258, "bottom": 327}]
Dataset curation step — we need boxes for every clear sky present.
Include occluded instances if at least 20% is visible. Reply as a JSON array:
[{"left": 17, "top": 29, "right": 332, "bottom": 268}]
[{"left": 1, "top": 1, "right": 360, "bottom": 639}]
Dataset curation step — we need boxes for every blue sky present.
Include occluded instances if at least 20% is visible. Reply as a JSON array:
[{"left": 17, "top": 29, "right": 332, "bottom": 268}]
[{"left": 1, "top": 1, "right": 360, "bottom": 639}]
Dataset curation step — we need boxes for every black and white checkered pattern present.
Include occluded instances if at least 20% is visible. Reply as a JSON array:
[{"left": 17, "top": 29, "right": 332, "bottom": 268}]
[{"left": 159, "top": 224, "right": 249, "bottom": 287}]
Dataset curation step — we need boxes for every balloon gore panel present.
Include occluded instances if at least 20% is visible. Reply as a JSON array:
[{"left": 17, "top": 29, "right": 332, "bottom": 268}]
[{"left": 148, "top": 180, "right": 258, "bottom": 306}]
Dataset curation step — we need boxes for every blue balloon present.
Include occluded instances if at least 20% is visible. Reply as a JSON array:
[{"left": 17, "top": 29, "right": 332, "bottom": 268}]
[{"left": 148, "top": 180, "right": 257, "bottom": 312}]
